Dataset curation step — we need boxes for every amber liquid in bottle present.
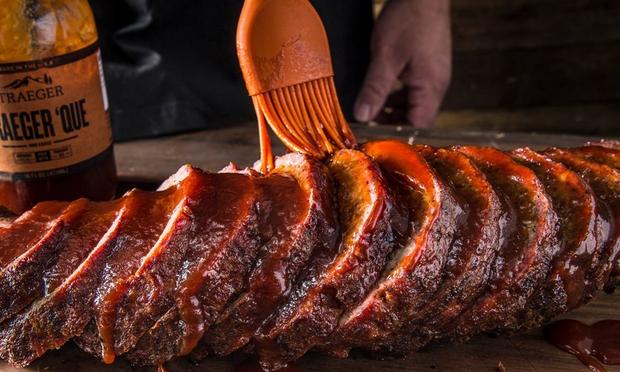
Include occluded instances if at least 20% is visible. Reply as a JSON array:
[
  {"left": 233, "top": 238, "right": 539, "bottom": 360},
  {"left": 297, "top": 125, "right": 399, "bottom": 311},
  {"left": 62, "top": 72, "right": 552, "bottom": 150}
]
[{"left": 0, "top": 0, "right": 117, "bottom": 214}]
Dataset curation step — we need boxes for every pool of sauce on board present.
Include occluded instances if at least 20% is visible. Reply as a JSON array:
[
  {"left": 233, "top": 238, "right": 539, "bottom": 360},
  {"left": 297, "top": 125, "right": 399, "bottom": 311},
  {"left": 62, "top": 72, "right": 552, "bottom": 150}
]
[{"left": 544, "top": 319, "right": 620, "bottom": 372}]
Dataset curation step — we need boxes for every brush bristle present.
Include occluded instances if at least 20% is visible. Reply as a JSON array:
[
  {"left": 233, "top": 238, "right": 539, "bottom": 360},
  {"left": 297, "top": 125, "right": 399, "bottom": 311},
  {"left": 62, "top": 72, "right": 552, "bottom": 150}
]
[{"left": 252, "top": 77, "right": 357, "bottom": 173}]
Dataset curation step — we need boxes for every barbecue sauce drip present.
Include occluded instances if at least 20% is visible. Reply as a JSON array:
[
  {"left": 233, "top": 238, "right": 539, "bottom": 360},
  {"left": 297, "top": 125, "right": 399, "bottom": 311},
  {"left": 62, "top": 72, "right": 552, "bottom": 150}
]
[{"left": 544, "top": 319, "right": 620, "bottom": 371}]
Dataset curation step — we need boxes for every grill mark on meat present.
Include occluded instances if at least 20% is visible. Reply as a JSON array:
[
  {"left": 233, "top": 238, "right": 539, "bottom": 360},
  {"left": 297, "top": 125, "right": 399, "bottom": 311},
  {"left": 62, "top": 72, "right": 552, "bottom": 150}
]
[
  {"left": 197, "top": 154, "right": 338, "bottom": 358},
  {"left": 0, "top": 196, "right": 130, "bottom": 367},
  {"left": 389, "top": 146, "right": 503, "bottom": 354},
  {"left": 0, "top": 202, "right": 67, "bottom": 269},
  {"left": 512, "top": 148, "right": 602, "bottom": 319},
  {"left": 254, "top": 149, "right": 408, "bottom": 371},
  {"left": 71, "top": 171, "right": 191, "bottom": 364},
  {"left": 327, "top": 141, "right": 464, "bottom": 356},
  {"left": 0, "top": 200, "right": 90, "bottom": 324},
  {"left": 445, "top": 146, "right": 558, "bottom": 339},
  {"left": 112, "top": 167, "right": 207, "bottom": 355},
  {"left": 123, "top": 172, "right": 262, "bottom": 365},
  {"left": 546, "top": 149, "right": 620, "bottom": 291}
]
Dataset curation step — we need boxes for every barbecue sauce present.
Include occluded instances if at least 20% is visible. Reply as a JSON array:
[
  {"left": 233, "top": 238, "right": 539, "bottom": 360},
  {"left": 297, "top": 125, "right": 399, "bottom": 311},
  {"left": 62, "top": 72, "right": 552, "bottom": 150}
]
[
  {"left": 0, "top": 0, "right": 117, "bottom": 214},
  {"left": 544, "top": 319, "right": 620, "bottom": 371}
]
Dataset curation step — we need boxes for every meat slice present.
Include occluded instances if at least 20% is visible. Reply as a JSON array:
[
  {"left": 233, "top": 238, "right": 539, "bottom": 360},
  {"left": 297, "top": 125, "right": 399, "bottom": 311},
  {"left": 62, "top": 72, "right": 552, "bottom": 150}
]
[
  {"left": 570, "top": 145, "right": 620, "bottom": 170},
  {"left": 511, "top": 148, "right": 604, "bottom": 323},
  {"left": 545, "top": 148, "right": 620, "bottom": 289},
  {"left": 0, "top": 196, "right": 130, "bottom": 367},
  {"left": 329, "top": 141, "right": 464, "bottom": 355},
  {"left": 385, "top": 146, "right": 503, "bottom": 354},
  {"left": 72, "top": 166, "right": 196, "bottom": 363},
  {"left": 444, "top": 146, "right": 558, "bottom": 340},
  {"left": 114, "top": 169, "right": 258, "bottom": 364},
  {"left": 254, "top": 149, "right": 408, "bottom": 371},
  {"left": 120, "top": 171, "right": 262, "bottom": 365},
  {"left": 197, "top": 154, "right": 339, "bottom": 357},
  {"left": 0, "top": 201, "right": 67, "bottom": 269},
  {"left": 0, "top": 199, "right": 89, "bottom": 324}
]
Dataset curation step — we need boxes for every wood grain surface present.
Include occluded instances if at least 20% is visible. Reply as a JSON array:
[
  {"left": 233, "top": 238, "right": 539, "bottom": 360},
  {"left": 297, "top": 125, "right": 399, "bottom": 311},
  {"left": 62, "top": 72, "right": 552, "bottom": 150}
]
[{"left": 1, "top": 123, "right": 618, "bottom": 371}]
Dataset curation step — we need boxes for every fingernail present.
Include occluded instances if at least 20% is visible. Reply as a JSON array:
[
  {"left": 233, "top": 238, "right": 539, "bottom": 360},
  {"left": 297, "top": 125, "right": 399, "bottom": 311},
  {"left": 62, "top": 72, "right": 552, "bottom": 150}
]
[{"left": 355, "top": 103, "right": 372, "bottom": 122}]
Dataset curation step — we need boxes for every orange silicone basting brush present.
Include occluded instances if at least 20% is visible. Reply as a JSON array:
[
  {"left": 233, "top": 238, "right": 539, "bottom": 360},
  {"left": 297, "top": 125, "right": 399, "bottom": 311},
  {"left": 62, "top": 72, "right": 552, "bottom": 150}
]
[{"left": 237, "top": 0, "right": 357, "bottom": 172}]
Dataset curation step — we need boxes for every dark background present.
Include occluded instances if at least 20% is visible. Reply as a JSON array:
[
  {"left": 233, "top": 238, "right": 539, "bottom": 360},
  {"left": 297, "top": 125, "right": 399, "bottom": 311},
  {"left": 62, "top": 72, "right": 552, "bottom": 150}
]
[
  {"left": 422, "top": 0, "right": 620, "bottom": 135},
  {"left": 95, "top": 0, "right": 620, "bottom": 139}
]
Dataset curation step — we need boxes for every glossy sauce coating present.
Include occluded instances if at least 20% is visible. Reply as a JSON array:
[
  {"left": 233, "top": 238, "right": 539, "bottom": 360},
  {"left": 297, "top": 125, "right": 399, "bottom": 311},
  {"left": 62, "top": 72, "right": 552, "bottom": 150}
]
[
  {"left": 400, "top": 146, "right": 502, "bottom": 351},
  {"left": 95, "top": 187, "right": 187, "bottom": 364},
  {"left": 0, "top": 201, "right": 68, "bottom": 268},
  {"left": 255, "top": 149, "right": 407, "bottom": 370},
  {"left": 332, "top": 141, "right": 463, "bottom": 355},
  {"left": 124, "top": 171, "right": 262, "bottom": 366},
  {"left": 0, "top": 198, "right": 89, "bottom": 324},
  {"left": 449, "top": 146, "right": 558, "bottom": 336},
  {"left": 544, "top": 319, "right": 620, "bottom": 372},
  {"left": 200, "top": 154, "right": 334, "bottom": 358},
  {"left": 512, "top": 149, "right": 604, "bottom": 313},
  {"left": 546, "top": 149, "right": 620, "bottom": 289}
]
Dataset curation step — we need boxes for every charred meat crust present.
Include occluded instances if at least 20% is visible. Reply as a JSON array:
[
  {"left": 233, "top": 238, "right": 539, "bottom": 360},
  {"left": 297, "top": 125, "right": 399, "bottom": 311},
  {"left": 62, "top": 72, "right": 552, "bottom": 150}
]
[
  {"left": 545, "top": 149, "right": 620, "bottom": 288},
  {"left": 511, "top": 148, "right": 602, "bottom": 319},
  {"left": 0, "top": 197, "right": 132, "bottom": 367},
  {"left": 72, "top": 175, "right": 192, "bottom": 363},
  {"left": 254, "top": 149, "right": 408, "bottom": 371},
  {"left": 195, "top": 154, "right": 339, "bottom": 358},
  {"left": 444, "top": 146, "right": 558, "bottom": 340},
  {"left": 117, "top": 171, "right": 262, "bottom": 365},
  {"left": 389, "top": 146, "right": 503, "bottom": 354},
  {"left": 0, "top": 199, "right": 90, "bottom": 326},
  {"left": 0, "top": 142, "right": 619, "bottom": 370},
  {"left": 328, "top": 141, "right": 464, "bottom": 356},
  {"left": 0, "top": 201, "right": 67, "bottom": 269}
]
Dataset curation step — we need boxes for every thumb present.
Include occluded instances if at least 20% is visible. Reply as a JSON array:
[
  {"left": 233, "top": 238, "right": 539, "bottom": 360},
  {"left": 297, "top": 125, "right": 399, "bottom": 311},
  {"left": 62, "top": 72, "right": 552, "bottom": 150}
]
[{"left": 354, "top": 52, "right": 404, "bottom": 123}]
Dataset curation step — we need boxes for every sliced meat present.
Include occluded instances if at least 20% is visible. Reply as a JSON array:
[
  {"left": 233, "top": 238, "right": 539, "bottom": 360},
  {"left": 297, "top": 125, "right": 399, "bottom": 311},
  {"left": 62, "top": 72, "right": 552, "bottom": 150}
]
[
  {"left": 329, "top": 141, "right": 465, "bottom": 356},
  {"left": 0, "top": 197, "right": 123, "bottom": 366},
  {"left": 444, "top": 146, "right": 558, "bottom": 340},
  {"left": 387, "top": 146, "right": 503, "bottom": 354},
  {"left": 570, "top": 145, "right": 620, "bottom": 170},
  {"left": 545, "top": 148, "right": 620, "bottom": 290},
  {"left": 197, "top": 154, "right": 339, "bottom": 357},
  {"left": 254, "top": 149, "right": 408, "bottom": 371},
  {"left": 0, "top": 199, "right": 89, "bottom": 324},
  {"left": 0, "top": 195, "right": 130, "bottom": 367},
  {"left": 73, "top": 166, "right": 195, "bottom": 363},
  {"left": 0, "top": 201, "right": 68, "bottom": 269},
  {"left": 110, "top": 166, "right": 208, "bottom": 354},
  {"left": 512, "top": 148, "right": 604, "bottom": 318},
  {"left": 122, "top": 171, "right": 262, "bottom": 365}
]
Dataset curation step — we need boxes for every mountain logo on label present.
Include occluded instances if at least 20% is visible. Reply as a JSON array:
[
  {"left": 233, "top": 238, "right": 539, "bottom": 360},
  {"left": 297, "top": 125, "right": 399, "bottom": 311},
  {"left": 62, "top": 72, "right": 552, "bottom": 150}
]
[{"left": 2, "top": 74, "right": 53, "bottom": 90}]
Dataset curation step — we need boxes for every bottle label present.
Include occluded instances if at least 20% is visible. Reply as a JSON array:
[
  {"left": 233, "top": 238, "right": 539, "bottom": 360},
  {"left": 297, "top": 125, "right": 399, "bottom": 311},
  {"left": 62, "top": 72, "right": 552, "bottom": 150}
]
[{"left": 0, "top": 43, "right": 113, "bottom": 181}]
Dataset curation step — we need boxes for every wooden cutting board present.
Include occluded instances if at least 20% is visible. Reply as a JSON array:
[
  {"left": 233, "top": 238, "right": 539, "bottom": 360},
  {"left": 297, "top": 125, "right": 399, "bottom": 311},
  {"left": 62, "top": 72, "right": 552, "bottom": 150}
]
[{"left": 1, "top": 124, "right": 618, "bottom": 372}]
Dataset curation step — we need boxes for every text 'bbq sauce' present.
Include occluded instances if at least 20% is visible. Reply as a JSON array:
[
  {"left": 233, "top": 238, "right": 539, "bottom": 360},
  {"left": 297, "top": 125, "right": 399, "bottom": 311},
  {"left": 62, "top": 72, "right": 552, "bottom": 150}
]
[{"left": 0, "top": 0, "right": 117, "bottom": 214}]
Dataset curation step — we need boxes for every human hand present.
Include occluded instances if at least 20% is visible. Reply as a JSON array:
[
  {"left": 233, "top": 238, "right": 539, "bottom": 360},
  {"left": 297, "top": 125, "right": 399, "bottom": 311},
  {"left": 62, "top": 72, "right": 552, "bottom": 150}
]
[{"left": 354, "top": 0, "right": 452, "bottom": 128}]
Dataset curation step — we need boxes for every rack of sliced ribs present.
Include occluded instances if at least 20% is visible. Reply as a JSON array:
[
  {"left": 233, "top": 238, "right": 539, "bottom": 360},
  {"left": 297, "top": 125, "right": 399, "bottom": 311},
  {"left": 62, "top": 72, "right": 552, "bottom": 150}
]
[{"left": 0, "top": 140, "right": 618, "bottom": 371}]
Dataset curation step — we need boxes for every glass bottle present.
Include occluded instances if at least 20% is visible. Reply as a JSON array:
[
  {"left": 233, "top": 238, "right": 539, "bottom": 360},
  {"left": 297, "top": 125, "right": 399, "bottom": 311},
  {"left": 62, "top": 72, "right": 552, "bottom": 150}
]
[{"left": 0, "top": 0, "right": 117, "bottom": 214}]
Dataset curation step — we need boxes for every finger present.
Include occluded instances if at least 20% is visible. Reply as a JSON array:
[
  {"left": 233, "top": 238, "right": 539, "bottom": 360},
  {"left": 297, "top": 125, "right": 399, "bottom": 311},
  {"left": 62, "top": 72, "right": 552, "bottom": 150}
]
[
  {"left": 406, "top": 84, "right": 443, "bottom": 129},
  {"left": 354, "top": 52, "right": 405, "bottom": 123}
]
